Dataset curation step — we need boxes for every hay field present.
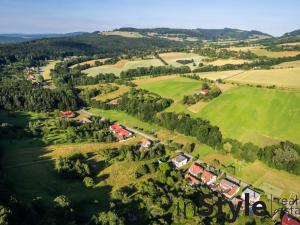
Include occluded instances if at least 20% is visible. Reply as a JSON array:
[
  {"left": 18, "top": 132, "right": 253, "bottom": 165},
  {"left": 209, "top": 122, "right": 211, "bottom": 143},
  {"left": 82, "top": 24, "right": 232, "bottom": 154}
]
[
  {"left": 92, "top": 85, "right": 130, "bottom": 101},
  {"left": 197, "top": 86, "right": 300, "bottom": 146},
  {"left": 273, "top": 60, "right": 300, "bottom": 69},
  {"left": 197, "top": 70, "right": 245, "bottom": 81},
  {"left": 228, "top": 67, "right": 300, "bottom": 89}
]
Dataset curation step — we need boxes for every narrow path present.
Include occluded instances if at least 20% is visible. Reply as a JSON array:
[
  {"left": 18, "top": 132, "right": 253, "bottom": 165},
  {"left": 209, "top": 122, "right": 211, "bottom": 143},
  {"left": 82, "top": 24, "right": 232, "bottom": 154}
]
[{"left": 80, "top": 109, "right": 157, "bottom": 141}]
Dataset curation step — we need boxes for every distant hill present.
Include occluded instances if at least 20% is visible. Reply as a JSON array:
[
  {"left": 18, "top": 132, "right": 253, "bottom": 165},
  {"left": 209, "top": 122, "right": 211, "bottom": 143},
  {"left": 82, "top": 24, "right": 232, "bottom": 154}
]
[
  {"left": 0, "top": 32, "right": 88, "bottom": 44},
  {"left": 0, "top": 33, "right": 181, "bottom": 59},
  {"left": 113, "top": 27, "right": 272, "bottom": 41},
  {"left": 283, "top": 29, "right": 300, "bottom": 37}
]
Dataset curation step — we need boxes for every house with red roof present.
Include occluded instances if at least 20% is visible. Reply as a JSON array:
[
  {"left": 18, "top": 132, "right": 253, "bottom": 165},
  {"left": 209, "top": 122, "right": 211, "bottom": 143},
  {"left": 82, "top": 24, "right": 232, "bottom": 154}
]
[
  {"left": 219, "top": 179, "right": 240, "bottom": 199},
  {"left": 60, "top": 111, "right": 76, "bottom": 118},
  {"left": 110, "top": 123, "right": 132, "bottom": 141},
  {"left": 282, "top": 214, "right": 300, "bottom": 225},
  {"left": 188, "top": 163, "right": 204, "bottom": 177},
  {"left": 185, "top": 173, "right": 201, "bottom": 187},
  {"left": 200, "top": 89, "right": 209, "bottom": 95},
  {"left": 201, "top": 170, "right": 217, "bottom": 186}
]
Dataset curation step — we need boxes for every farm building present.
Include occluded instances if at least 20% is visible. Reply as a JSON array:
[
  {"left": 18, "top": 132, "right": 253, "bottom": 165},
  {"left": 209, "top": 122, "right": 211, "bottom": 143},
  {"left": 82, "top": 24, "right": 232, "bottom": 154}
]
[
  {"left": 185, "top": 173, "right": 201, "bottom": 187},
  {"left": 172, "top": 154, "right": 189, "bottom": 168},
  {"left": 219, "top": 179, "right": 240, "bottom": 199},
  {"left": 60, "top": 111, "right": 76, "bottom": 118},
  {"left": 200, "top": 89, "right": 209, "bottom": 95},
  {"left": 201, "top": 170, "right": 217, "bottom": 186},
  {"left": 188, "top": 163, "right": 204, "bottom": 177},
  {"left": 281, "top": 214, "right": 300, "bottom": 225},
  {"left": 231, "top": 197, "right": 244, "bottom": 210},
  {"left": 79, "top": 118, "right": 92, "bottom": 124},
  {"left": 110, "top": 123, "right": 132, "bottom": 141},
  {"left": 241, "top": 188, "right": 260, "bottom": 205},
  {"left": 109, "top": 99, "right": 119, "bottom": 105},
  {"left": 139, "top": 138, "right": 152, "bottom": 148}
]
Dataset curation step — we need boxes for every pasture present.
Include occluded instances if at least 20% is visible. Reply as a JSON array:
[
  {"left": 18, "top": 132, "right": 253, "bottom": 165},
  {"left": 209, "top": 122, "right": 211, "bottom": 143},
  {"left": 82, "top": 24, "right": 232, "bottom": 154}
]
[
  {"left": 196, "top": 86, "right": 300, "bottom": 146},
  {"left": 83, "top": 58, "right": 164, "bottom": 76}
]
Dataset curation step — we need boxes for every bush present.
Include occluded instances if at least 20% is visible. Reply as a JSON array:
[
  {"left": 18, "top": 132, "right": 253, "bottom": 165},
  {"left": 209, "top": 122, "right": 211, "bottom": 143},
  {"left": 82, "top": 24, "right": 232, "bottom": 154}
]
[{"left": 83, "top": 177, "right": 95, "bottom": 187}]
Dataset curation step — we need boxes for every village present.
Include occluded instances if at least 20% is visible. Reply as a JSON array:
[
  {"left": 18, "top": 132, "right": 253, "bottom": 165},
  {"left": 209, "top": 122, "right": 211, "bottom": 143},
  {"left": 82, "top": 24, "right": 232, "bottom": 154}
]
[{"left": 59, "top": 108, "right": 287, "bottom": 220}]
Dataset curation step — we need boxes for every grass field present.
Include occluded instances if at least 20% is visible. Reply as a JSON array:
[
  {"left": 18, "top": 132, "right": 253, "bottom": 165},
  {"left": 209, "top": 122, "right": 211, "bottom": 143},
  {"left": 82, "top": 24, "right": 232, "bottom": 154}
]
[
  {"left": 202, "top": 153, "right": 300, "bottom": 198},
  {"left": 196, "top": 86, "right": 300, "bottom": 146},
  {"left": 92, "top": 85, "right": 130, "bottom": 101},
  {"left": 136, "top": 76, "right": 203, "bottom": 102},
  {"left": 70, "top": 58, "right": 110, "bottom": 69},
  {"left": 41, "top": 60, "right": 60, "bottom": 80},
  {"left": 83, "top": 58, "right": 164, "bottom": 76},
  {"left": 228, "top": 67, "right": 300, "bottom": 89}
]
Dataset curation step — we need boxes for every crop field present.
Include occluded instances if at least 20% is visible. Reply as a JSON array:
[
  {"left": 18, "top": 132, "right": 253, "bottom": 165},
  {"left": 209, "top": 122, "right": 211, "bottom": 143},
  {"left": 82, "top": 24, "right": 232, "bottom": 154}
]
[
  {"left": 83, "top": 58, "right": 164, "bottom": 76},
  {"left": 226, "top": 46, "right": 300, "bottom": 58},
  {"left": 159, "top": 52, "right": 202, "bottom": 69},
  {"left": 196, "top": 86, "right": 300, "bottom": 146},
  {"left": 197, "top": 70, "right": 245, "bottom": 81},
  {"left": 207, "top": 59, "right": 249, "bottom": 66},
  {"left": 273, "top": 60, "right": 300, "bottom": 69},
  {"left": 100, "top": 31, "right": 143, "bottom": 38},
  {"left": 228, "top": 67, "right": 300, "bottom": 89}
]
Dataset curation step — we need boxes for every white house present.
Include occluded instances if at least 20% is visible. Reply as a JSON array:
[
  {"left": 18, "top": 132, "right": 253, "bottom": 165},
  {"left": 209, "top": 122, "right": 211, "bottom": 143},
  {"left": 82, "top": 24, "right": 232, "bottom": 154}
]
[
  {"left": 241, "top": 188, "right": 261, "bottom": 205},
  {"left": 172, "top": 155, "right": 188, "bottom": 168}
]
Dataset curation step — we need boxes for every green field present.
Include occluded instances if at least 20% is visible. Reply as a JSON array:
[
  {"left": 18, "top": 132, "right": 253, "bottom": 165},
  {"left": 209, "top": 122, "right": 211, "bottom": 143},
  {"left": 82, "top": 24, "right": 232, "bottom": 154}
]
[
  {"left": 136, "top": 76, "right": 203, "bottom": 102},
  {"left": 196, "top": 86, "right": 300, "bottom": 146}
]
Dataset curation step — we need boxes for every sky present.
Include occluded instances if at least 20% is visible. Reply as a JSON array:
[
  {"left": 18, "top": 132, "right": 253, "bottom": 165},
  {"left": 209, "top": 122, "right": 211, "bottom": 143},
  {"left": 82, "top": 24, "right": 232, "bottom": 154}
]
[{"left": 0, "top": 0, "right": 299, "bottom": 36}]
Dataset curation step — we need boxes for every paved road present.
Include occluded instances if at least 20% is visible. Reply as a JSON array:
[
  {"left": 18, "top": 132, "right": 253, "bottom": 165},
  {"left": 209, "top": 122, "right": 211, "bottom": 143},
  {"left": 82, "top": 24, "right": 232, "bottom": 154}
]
[{"left": 80, "top": 109, "right": 157, "bottom": 141}]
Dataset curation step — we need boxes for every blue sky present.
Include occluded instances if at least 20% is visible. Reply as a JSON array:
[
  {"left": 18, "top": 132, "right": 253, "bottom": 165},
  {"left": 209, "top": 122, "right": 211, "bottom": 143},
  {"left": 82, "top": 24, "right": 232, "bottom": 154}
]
[{"left": 0, "top": 0, "right": 299, "bottom": 36}]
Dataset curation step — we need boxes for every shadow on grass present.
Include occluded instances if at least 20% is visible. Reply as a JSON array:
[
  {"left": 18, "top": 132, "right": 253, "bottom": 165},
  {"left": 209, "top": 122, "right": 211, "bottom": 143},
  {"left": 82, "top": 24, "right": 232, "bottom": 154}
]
[{"left": 0, "top": 110, "right": 114, "bottom": 222}]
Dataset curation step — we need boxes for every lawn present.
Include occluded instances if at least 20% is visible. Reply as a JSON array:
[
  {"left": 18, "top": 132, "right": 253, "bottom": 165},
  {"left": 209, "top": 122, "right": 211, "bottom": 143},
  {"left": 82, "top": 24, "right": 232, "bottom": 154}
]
[
  {"left": 196, "top": 86, "right": 300, "bottom": 146},
  {"left": 83, "top": 58, "right": 164, "bottom": 76}
]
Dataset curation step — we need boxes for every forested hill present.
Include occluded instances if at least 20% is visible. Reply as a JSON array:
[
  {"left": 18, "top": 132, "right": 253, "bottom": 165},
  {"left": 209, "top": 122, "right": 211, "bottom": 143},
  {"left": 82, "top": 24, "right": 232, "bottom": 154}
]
[
  {"left": 0, "top": 32, "right": 88, "bottom": 44},
  {"left": 0, "top": 33, "right": 181, "bottom": 60},
  {"left": 115, "top": 27, "right": 272, "bottom": 41},
  {"left": 283, "top": 29, "right": 300, "bottom": 37}
]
